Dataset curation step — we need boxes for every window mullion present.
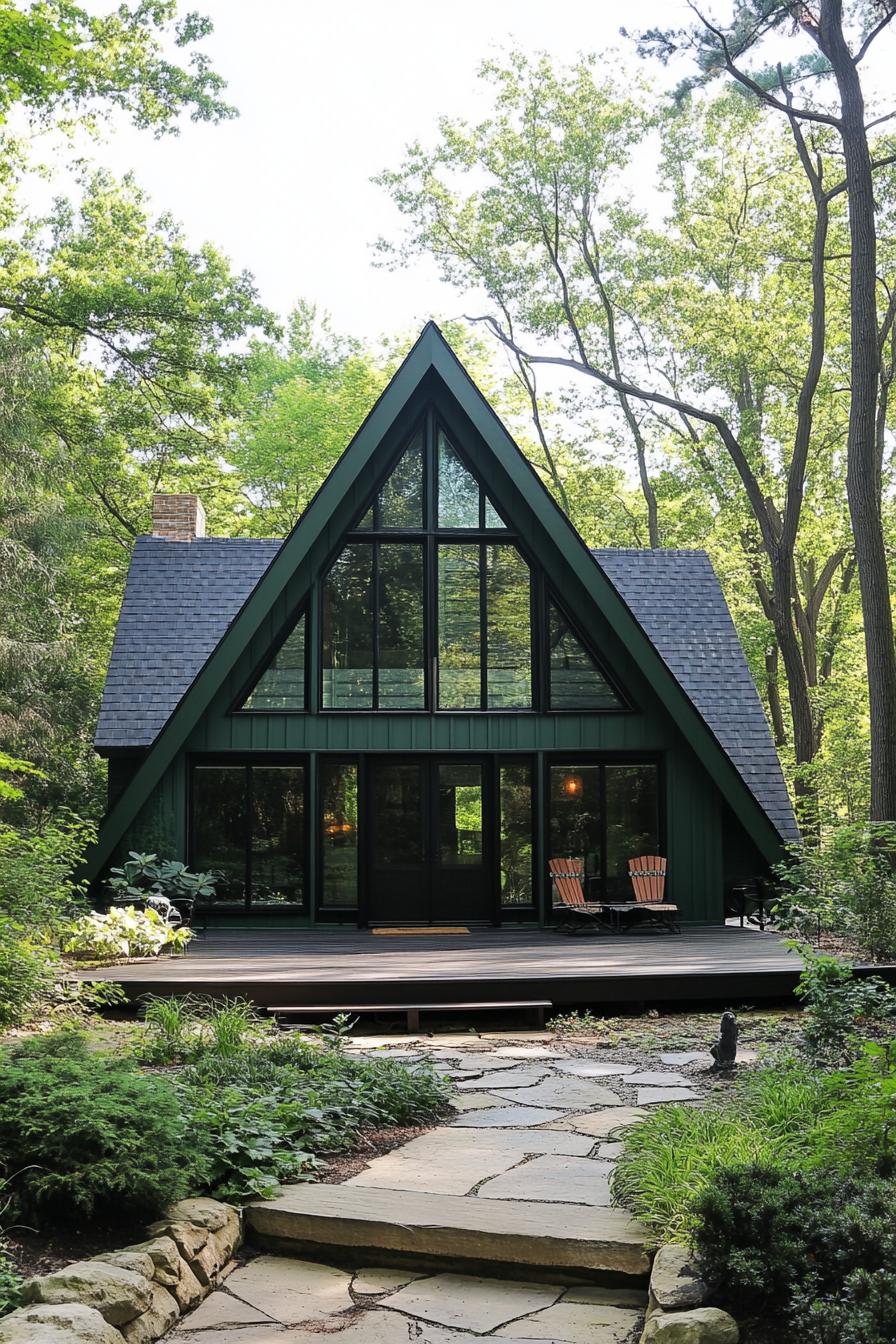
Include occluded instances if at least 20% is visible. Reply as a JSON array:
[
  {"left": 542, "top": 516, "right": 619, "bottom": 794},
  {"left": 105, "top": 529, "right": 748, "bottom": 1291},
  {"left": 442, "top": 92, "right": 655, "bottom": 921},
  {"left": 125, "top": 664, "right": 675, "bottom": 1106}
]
[
  {"left": 372, "top": 543, "right": 380, "bottom": 710},
  {"left": 480, "top": 541, "right": 488, "bottom": 710}
]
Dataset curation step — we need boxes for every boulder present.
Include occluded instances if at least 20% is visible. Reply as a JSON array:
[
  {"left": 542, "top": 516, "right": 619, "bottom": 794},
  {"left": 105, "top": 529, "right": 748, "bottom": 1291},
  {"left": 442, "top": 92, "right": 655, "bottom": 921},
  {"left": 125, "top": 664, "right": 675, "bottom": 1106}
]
[
  {"left": 121, "top": 1238, "right": 181, "bottom": 1288},
  {"left": 164, "top": 1197, "right": 234, "bottom": 1234},
  {"left": 145, "top": 1219, "right": 207, "bottom": 1259},
  {"left": 641, "top": 1307, "right": 739, "bottom": 1344},
  {"left": 91, "top": 1253, "right": 154, "bottom": 1282},
  {"left": 119, "top": 1285, "right": 178, "bottom": 1344},
  {"left": 171, "top": 1257, "right": 205, "bottom": 1312},
  {"left": 187, "top": 1237, "right": 221, "bottom": 1287},
  {"left": 21, "top": 1262, "right": 152, "bottom": 1326},
  {"left": 651, "top": 1245, "right": 711, "bottom": 1309},
  {"left": 0, "top": 1302, "right": 125, "bottom": 1343}
]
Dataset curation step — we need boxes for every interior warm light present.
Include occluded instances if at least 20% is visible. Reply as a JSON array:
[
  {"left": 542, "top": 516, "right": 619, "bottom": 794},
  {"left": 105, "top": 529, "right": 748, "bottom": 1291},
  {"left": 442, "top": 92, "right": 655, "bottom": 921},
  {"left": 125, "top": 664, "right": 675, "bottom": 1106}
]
[{"left": 561, "top": 774, "right": 583, "bottom": 798}]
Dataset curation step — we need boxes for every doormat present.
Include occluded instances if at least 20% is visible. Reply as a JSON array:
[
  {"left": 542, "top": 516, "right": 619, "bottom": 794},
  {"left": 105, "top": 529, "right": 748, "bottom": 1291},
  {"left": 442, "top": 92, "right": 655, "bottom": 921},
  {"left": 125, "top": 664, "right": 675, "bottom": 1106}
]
[{"left": 371, "top": 926, "right": 470, "bottom": 936}]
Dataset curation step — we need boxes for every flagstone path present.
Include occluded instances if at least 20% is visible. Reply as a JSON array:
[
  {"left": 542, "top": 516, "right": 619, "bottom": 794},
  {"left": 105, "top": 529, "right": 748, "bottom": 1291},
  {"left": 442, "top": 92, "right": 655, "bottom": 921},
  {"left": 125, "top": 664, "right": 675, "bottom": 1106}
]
[{"left": 171, "top": 1031, "right": 711, "bottom": 1344}]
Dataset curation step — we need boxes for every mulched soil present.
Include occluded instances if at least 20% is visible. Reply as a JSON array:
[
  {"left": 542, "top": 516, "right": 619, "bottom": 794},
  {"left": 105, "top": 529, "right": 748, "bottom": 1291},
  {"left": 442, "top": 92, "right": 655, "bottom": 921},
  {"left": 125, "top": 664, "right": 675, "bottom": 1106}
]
[{"left": 7, "top": 1224, "right": 136, "bottom": 1283}]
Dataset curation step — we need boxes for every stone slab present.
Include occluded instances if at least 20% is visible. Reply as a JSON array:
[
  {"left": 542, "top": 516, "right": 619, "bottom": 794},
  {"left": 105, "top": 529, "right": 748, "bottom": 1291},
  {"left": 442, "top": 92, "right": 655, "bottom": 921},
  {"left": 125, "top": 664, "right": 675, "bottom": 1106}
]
[
  {"left": 660, "top": 1052, "right": 712, "bottom": 1066},
  {"left": 175, "top": 1328, "right": 291, "bottom": 1344},
  {"left": 478, "top": 1155, "right": 615, "bottom": 1206},
  {"left": 555, "top": 1060, "right": 638, "bottom": 1077},
  {"left": 451, "top": 1105, "right": 565, "bottom": 1128},
  {"left": 224, "top": 1255, "right": 353, "bottom": 1325},
  {"left": 598, "top": 1141, "right": 625, "bottom": 1158},
  {"left": 247, "top": 1184, "right": 650, "bottom": 1275},
  {"left": 493, "top": 1078, "right": 623, "bottom": 1109},
  {"left": 491, "top": 1046, "right": 559, "bottom": 1058},
  {"left": 175, "top": 1291, "right": 273, "bottom": 1331},
  {"left": 626, "top": 1071, "right": 690, "bottom": 1086},
  {"left": 385, "top": 1273, "right": 561, "bottom": 1331},
  {"left": 376, "top": 1126, "right": 595, "bottom": 1160},
  {"left": 455, "top": 1068, "right": 549, "bottom": 1090},
  {"left": 548, "top": 1107, "right": 649, "bottom": 1138},
  {"left": 352, "top": 1268, "right": 425, "bottom": 1295},
  {"left": 496, "top": 1298, "right": 643, "bottom": 1341},
  {"left": 347, "top": 1149, "right": 514, "bottom": 1196},
  {"left": 480, "top": 1032, "right": 554, "bottom": 1042},
  {"left": 451, "top": 1091, "right": 509, "bottom": 1111},
  {"left": 636, "top": 1087, "right": 699, "bottom": 1106}
]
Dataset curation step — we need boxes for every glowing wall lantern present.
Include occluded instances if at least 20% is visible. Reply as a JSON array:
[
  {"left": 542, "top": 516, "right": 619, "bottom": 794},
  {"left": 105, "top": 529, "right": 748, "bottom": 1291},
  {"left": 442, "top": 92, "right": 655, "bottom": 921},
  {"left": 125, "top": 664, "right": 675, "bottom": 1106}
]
[{"left": 561, "top": 773, "right": 583, "bottom": 799}]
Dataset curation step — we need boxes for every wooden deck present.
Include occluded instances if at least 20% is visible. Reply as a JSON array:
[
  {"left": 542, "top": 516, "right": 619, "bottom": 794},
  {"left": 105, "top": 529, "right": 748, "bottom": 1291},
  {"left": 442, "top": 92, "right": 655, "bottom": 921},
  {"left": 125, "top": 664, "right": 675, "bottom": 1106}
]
[{"left": 81, "top": 925, "right": 825, "bottom": 1010}]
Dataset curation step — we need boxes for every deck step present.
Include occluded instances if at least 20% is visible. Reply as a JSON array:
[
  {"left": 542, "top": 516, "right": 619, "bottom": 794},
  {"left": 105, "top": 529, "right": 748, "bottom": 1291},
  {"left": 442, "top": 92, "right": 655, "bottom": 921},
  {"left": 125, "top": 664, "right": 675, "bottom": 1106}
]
[
  {"left": 267, "top": 1000, "right": 551, "bottom": 1032},
  {"left": 246, "top": 1183, "right": 650, "bottom": 1278}
]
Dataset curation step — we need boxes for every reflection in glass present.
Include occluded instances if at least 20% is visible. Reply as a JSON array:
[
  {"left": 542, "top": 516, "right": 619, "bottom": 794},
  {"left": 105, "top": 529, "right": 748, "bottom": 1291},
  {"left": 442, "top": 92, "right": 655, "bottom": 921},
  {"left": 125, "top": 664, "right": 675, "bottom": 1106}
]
[
  {"left": 251, "top": 766, "right": 305, "bottom": 904},
  {"left": 438, "top": 545, "right": 481, "bottom": 708},
  {"left": 192, "top": 767, "right": 246, "bottom": 903},
  {"left": 484, "top": 496, "right": 504, "bottom": 528},
  {"left": 438, "top": 432, "right": 480, "bottom": 527},
  {"left": 548, "top": 601, "right": 622, "bottom": 710},
  {"left": 499, "top": 763, "right": 533, "bottom": 905},
  {"left": 322, "top": 545, "right": 374, "bottom": 708},
  {"left": 438, "top": 763, "right": 483, "bottom": 866},
  {"left": 486, "top": 546, "right": 531, "bottom": 708},
  {"left": 320, "top": 761, "right": 358, "bottom": 906},
  {"left": 605, "top": 764, "right": 659, "bottom": 900},
  {"left": 379, "top": 433, "right": 424, "bottom": 528},
  {"left": 356, "top": 506, "right": 374, "bottom": 529},
  {"left": 549, "top": 764, "right": 602, "bottom": 889},
  {"left": 378, "top": 544, "right": 425, "bottom": 709},
  {"left": 242, "top": 614, "right": 306, "bottom": 711},
  {"left": 372, "top": 763, "right": 425, "bottom": 866}
]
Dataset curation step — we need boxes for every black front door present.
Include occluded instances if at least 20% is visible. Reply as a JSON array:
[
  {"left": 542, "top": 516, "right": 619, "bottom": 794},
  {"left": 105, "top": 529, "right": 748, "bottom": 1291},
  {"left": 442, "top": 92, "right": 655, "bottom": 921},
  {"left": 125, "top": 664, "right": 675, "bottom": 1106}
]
[{"left": 368, "top": 757, "right": 493, "bottom": 924}]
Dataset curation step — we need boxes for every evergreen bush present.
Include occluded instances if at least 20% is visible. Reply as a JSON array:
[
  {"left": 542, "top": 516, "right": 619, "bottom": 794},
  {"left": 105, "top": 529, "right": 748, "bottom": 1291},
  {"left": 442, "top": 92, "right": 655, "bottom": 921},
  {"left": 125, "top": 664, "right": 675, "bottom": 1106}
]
[{"left": 0, "top": 1032, "right": 190, "bottom": 1229}]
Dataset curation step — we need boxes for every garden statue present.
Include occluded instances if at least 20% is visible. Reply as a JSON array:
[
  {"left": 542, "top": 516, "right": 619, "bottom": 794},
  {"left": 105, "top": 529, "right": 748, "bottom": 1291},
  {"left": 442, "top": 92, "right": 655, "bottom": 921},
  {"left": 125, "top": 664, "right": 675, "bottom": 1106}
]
[{"left": 710, "top": 1010, "right": 739, "bottom": 1070}]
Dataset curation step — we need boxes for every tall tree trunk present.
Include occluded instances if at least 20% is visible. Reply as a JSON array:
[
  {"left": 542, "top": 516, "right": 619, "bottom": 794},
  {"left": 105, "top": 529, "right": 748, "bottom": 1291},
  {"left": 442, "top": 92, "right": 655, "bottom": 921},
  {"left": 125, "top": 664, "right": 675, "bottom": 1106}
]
[
  {"left": 818, "top": 1, "right": 896, "bottom": 821},
  {"left": 765, "top": 644, "right": 787, "bottom": 746}
]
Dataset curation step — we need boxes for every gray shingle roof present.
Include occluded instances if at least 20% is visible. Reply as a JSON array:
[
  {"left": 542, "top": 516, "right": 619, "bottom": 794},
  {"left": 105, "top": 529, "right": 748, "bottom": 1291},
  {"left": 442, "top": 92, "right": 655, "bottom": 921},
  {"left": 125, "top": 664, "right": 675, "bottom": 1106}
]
[
  {"left": 95, "top": 537, "right": 280, "bottom": 753},
  {"left": 593, "top": 549, "right": 798, "bottom": 844},
  {"left": 95, "top": 536, "right": 797, "bottom": 843}
]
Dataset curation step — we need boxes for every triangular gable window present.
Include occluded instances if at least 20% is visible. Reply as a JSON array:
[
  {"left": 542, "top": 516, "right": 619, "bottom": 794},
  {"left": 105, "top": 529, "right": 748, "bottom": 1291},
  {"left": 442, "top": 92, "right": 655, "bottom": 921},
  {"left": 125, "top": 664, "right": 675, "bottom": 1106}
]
[
  {"left": 355, "top": 431, "right": 424, "bottom": 530},
  {"left": 438, "top": 430, "right": 505, "bottom": 529},
  {"left": 241, "top": 612, "right": 306, "bottom": 711},
  {"left": 548, "top": 599, "right": 623, "bottom": 711}
]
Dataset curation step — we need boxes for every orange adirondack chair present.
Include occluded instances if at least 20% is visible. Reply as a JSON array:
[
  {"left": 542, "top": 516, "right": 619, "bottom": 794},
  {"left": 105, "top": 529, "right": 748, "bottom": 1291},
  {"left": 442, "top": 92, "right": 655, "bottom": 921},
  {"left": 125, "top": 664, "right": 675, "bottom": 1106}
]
[
  {"left": 549, "top": 857, "right": 606, "bottom": 934},
  {"left": 623, "top": 856, "right": 679, "bottom": 933}
]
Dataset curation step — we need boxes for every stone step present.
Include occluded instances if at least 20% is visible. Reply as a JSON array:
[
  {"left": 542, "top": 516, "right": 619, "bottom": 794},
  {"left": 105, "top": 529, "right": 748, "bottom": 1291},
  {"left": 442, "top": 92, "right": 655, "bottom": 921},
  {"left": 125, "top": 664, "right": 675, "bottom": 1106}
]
[{"left": 246, "top": 1183, "right": 650, "bottom": 1279}]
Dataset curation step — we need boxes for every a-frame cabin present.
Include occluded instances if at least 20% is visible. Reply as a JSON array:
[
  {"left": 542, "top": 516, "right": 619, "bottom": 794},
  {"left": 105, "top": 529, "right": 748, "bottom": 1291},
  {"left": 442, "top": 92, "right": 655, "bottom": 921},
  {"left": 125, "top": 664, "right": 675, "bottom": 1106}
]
[{"left": 88, "top": 323, "right": 797, "bottom": 929}]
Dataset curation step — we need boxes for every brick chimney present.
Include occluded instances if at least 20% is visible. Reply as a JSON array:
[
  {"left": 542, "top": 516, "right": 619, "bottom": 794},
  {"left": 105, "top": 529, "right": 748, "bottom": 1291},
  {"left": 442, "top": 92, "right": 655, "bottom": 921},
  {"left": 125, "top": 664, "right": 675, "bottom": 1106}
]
[{"left": 151, "top": 493, "right": 206, "bottom": 541}]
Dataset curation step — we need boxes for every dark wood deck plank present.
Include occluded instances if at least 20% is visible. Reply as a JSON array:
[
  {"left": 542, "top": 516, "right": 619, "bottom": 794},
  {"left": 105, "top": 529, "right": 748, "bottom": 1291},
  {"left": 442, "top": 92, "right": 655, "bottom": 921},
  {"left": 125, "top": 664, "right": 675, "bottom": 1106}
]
[{"left": 75, "top": 925, "right": 838, "bottom": 1008}]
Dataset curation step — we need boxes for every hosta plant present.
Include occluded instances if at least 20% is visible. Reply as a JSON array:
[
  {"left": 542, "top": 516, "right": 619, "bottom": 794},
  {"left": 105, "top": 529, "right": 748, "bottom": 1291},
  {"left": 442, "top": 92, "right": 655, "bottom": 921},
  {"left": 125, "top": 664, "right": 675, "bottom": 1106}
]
[{"left": 64, "top": 905, "right": 193, "bottom": 960}]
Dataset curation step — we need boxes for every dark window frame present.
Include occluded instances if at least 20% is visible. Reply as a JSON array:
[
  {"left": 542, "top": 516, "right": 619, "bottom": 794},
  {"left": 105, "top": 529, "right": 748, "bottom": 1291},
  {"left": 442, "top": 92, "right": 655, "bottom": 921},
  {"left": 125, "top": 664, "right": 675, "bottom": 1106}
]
[
  {"left": 188, "top": 754, "right": 310, "bottom": 913},
  {"left": 230, "top": 605, "right": 310, "bottom": 717},
  {"left": 543, "top": 752, "right": 666, "bottom": 906}
]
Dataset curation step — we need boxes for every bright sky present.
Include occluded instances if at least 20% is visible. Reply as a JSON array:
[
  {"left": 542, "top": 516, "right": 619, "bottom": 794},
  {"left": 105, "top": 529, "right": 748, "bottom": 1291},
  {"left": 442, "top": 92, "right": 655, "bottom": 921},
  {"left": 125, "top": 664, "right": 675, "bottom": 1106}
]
[{"left": 90, "top": 0, "right": 693, "bottom": 343}]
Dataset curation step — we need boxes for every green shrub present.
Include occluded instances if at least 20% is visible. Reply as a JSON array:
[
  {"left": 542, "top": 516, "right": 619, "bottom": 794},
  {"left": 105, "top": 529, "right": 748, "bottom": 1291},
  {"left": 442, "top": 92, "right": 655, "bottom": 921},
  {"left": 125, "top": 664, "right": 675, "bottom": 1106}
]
[
  {"left": 776, "top": 824, "right": 896, "bottom": 959},
  {"left": 692, "top": 1165, "right": 896, "bottom": 1344},
  {"left": 179, "top": 1035, "right": 451, "bottom": 1201},
  {"left": 0, "top": 1238, "right": 21, "bottom": 1317},
  {"left": 794, "top": 948, "right": 896, "bottom": 1061},
  {"left": 0, "top": 816, "right": 93, "bottom": 929},
  {"left": 0, "top": 1031, "right": 191, "bottom": 1229},
  {"left": 64, "top": 905, "right": 193, "bottom": 960},
  {"left": 0, "top": 921, "right": 54, "bottom": 1028},
  {"left": 106, "top": 852, "right": 217, "bottom": 907}
]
